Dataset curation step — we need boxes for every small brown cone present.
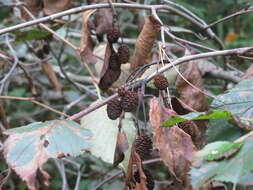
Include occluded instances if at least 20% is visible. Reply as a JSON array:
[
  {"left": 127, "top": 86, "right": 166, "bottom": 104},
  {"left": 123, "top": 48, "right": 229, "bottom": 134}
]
[
  {"left": 153, "top": 74, "right": 169, "bottom": 90},
  {"left": 135, "top": 134, "right": 153, "bottom": 160},
  {"left": 121, "top": 90, "right": 139, "bottom": 112},
  {"left": 107, "top": 26, "right": 120, "bottom": 43},
  {"left": 107, "top": 98, "right": 122, "bottom": 120},
  {"left": 118, "top": 44, "right": 130, "bottom": 64}
]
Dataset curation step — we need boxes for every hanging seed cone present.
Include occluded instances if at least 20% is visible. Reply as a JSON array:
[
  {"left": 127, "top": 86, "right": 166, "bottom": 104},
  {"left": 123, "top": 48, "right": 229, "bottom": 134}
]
[
  {"left": 117, "top": 87, "right": 126, "bottom": 97},
  {"left": 118, "top": 44, "right": 130, "bottom": 64},
  {"left": 134, "top": 168, "right": 155, "bottom": 190},
  {"left": 107, "top": 26, "right": 120, "bottom": 43},
  {"left": 135, "top": 134, "right": 153, "bottom": 160},
  {"left": 153, "top": 74, "right": 169, "bottom": 90},
  {"left": 98, "top": 69, "right": 121, "bottom": 91},
  {"left": 107, "top": 98, "right": 122, "bottom": 120},
  {"left": 121, "top": 90, "right": 139, "bottom": 112},
  {"left": 109, "top": 52, "right": 121, "bottom": 71}
]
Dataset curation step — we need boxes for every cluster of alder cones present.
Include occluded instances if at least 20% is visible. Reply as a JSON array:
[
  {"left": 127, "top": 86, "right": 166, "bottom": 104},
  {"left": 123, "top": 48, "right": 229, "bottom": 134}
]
[
  {"left": 106, "top": 73, "right": 169, "bottom": 120},
  {"left": 99, "top": 25, "right": 130, "bottom": 91},
  {"left": 107, "top": 88, "right": 138, "bottom": 120},
  {"left": 105, "top": 45, "right": 169, "bottom": 189}
]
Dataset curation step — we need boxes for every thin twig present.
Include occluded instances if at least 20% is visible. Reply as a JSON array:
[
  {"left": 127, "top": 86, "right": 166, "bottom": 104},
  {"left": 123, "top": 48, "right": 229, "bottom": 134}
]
[
  {"left": 69, "top": 46, "right": 253, "bottom": 121},
  {"left": 0, "top": 3, "right": 221, "bottom": 47},
  {"left": 0, "top": 96, "right": 69, "bottom": 117},
  {"left": 91, "top": 170, "right": 123, "bottom": 190},
  {"left": 19, "top": 3, "right": 78, "bottom": 50},
  {"left": 164, "top": 27, "right": 217, "bottom": 52},
  {"left": 54, "top": 159, "right": 69, "bottom": 190},
  {"left": 205, "top": 7, "right": 253, "bottom": 29},
  {"left": 0, "top": 34, "right": 19, "bottom": 94}
]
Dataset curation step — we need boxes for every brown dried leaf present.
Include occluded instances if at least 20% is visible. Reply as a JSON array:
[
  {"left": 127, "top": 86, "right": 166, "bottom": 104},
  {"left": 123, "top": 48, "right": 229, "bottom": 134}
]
[
  {"left": 41, "top": 61, "right": 62, "bottom": 92},
  {"left": 35, "top": 169, "right": 50, "bottom": 190},
  {"left": 131, "top": 15, "right": 162, "bottom": 71},
  {"left": 241, "top": 64, "right": 253, "bottom": 80},
  {"left": 100, "top": 43, "right": 112, "bottom": 77},
  {"left": 94, "top": 8, "right": 113, "bottom": 40},
  {"left": 113, "top": 130, "right": 129, "bottom": 167},
  {"left": 130, "top": 152, "right": 148, "bottom": 190},
  {"left": 43, "top": 0, "right": 73, "bottom": 15},
  {"left": 149, "top": 97, "right": 196, "bottom": 189},
  {"left": 175, "top": 50, "right": 208, "bottom": 112},
  {"left": 20, "top": 0, "right": 42, "bottom": 19},
  {"left": 0, "top": 103, "right": 10, "bottom": 129},
  {"left": 80, "top": 10, "right": 97, "bottom": 65}
]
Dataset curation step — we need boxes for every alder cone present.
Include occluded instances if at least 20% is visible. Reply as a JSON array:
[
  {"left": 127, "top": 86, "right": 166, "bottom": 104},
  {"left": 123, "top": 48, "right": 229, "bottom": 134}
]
[
  {"left": 107, "top": 26, "right": 120, "bottom": 43},
  {"left": 117, "top": 87, "right": 126, "bottom": 97},
  {"left": 118, "top": 45, "right": 130, "bottom": 64},
  {"left": 109, "top": 52, "right": 120, "bottom": 71},
  {"left": 99, "top": 69, "right": 121, "bottom": 91},
  {"left": 121, "top": 91, "right": 139, "bottom": 112},
  {"left": 134, "top": 168, "right": 155, "bottom": 190},
  {"left": 107, "top": 98, "right": 122, "bottom": 120},
  {"left": 153, "top": 74, "right": 169, "bottom": 90},
  {"left": 135, "top": 134, "right": 153, "bottom": 160}
]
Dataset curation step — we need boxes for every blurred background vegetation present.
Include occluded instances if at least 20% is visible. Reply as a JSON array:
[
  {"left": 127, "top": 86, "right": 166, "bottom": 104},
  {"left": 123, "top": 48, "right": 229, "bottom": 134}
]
[{"left": 0, "top": 0, "right": 252, "bottom": 189}]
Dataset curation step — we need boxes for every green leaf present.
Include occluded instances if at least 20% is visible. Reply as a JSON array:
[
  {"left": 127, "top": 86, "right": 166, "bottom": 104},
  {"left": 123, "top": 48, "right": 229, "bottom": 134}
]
[
  {"left": 12, "top": 25, "right": 62, "bottom": 42},
  {"left": 195, "top": 141, "right": 243, "bottom": 161},
  {"left": 191, "top": 139, "right": 253, "bottom": 189},
  {"left": 3, "top": 120, "right": 92, "bottom": 189},
  {"left": 206, "top": 118, "right": 244, "bottom": 143},
  {"left": 212, "top": 80, "right": 253, "bottom": 119},
  {"left": 81, "top": 101, "right": 136, "bottom": 171},
  {"left": 162, "top": 109, "right": 232, "bottom": 127}
]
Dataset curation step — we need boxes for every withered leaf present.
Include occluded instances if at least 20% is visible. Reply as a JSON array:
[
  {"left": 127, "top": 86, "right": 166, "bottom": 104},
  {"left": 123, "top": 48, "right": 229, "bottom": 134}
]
[
  {"left": 80, "top": 10, "right": 97, "bottom": 65},
  {"left": 149, "top": 97, "right": 196, "bottom": 189},
  {"left": 43, "top": 0, "right": 73, "bottom": 15},
  {"left": 20, "top": 0, "right": 42, "bottom": 19},
  {"left": 0, "top": 103, "right": 10, "bottom": 129},
  {"left": 113, "top": 130, "right": 129, "bottom": 167},
  {"left": 100, "top": 42, "right": 112, "bottom": 77},
  {"left": 175, "top": 50, "right": 208, "bottom": 112},
  {"left": 94, "top": 8, "right": 113, "bottom": 41},
  {"left": 35, "top": 169, "right": 50, "bottom": 190},
  {"left": 41, "top": 61, "right": 62, "bottom": 92},
  {"left": 131, "top": 15, "right": 162, "bottom": 71}
]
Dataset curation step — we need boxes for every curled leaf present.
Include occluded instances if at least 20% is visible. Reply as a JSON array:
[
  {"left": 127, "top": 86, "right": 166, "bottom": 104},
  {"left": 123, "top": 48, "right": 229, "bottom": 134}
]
[
  {"left": 131, "top": 15, "right": 162, "bottom": 71},
  {"left": 175, "top": 50, "right": 208, "bottom": 112},
  {"left": 94, "top": 8, "right": 113, "bottom": 41},
  {"left": 80, "top": 10, "right": 97, "bottom": 64},
  {"left": 149, "top": 97, "right": 196, "bottom": 189},
  {"left": 43, "top": 0, "right": 73, "bottom": 15},
  {"left": 113, "top": 130, "right": 129, "bottom": 167}
]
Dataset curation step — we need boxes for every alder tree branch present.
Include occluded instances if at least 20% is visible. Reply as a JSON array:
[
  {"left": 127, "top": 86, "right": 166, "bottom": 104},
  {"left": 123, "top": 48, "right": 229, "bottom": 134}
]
[
  {"left": 18, "top": 2, "right": 78, "bottom": 50},
  {"left": 69, "top": 46, "right": 253, "bottom": 121},
  {"left": 0, "top": 3, "right": 222, "bottom": 47}
]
